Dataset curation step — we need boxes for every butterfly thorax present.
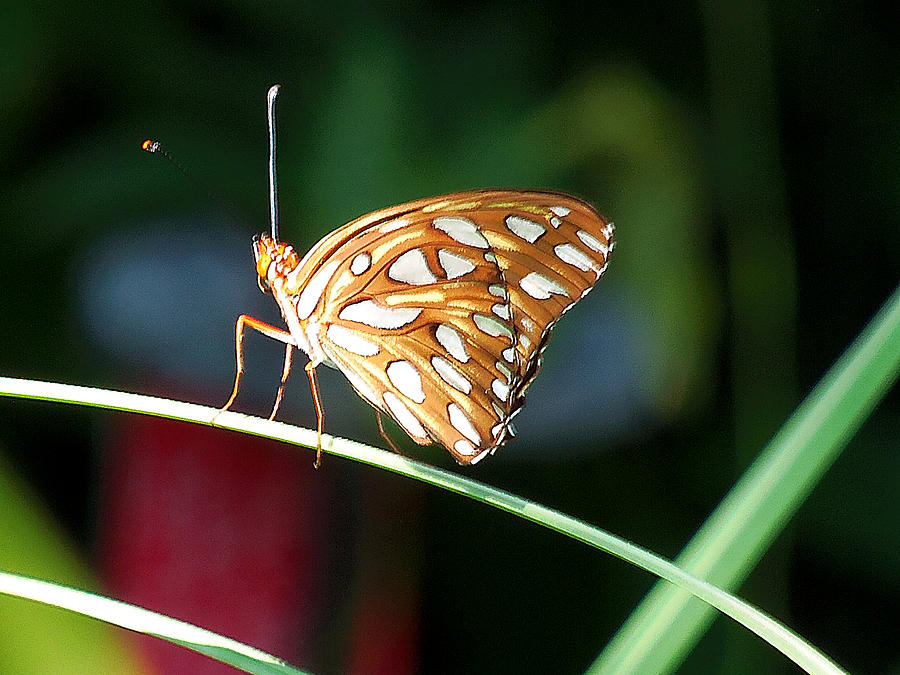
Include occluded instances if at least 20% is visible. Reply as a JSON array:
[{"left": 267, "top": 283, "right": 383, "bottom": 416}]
[{"left": 253, "top": 234, "right": 322, "bottom": 360}]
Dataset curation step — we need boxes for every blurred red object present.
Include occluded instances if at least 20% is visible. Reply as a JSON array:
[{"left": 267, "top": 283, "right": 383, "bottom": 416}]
[
  {"left": 99, "top": 414, "right": 421, "bottom": 673},
  {"left": 100, "top": 416, "right": 319, "bottom": 672}
]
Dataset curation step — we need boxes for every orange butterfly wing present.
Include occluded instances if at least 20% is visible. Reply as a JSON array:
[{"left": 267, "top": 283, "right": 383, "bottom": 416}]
[{"left": 262, "top": 190, "right": 614, "bottom": 464}]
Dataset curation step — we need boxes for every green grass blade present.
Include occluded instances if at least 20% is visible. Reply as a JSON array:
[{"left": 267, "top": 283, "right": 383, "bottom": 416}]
[
  {"left": 0, "top": 377, "right": 852, "bottom": 673},
  {"left": 0, "top": 571, "right": 310, "bottom": 675},
  {"left": 588, "top": 283, "right": 900, "bottom": 674}
]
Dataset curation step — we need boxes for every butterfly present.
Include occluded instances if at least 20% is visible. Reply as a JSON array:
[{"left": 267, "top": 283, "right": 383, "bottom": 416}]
[
  {"left": 221, "top": 189, "right": 615, "bottom": 467},
  {"left": 214, "top": 85, "right": 614, "bottom": 467}
]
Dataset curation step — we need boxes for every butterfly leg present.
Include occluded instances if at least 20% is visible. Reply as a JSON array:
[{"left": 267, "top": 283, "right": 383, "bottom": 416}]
[
  {"left": 375, "top": 411, "right": 402, "bottom": 455},
  {"left": 304, "top": 359, "right": 324, "bottom": 469},
  {"left": 217, "top": 314, "right": 296, "bottom": 420},
  {"left": 269, "top": 343, "right": 294, "bottom": 421}
]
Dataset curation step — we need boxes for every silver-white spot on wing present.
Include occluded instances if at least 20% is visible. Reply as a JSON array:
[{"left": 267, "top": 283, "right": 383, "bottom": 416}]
[
  {"left": 388, "top": 249, "right": 438, "bottom": 286},
  {"left": 384, "top": 392, "right": 428, "bottom": 439},
  {"left": 431, "top": 356, "right": 472, "bottom": 394},
  {"left": 554, "top": 243, "right": 597, "bottom": 273},
  {"left": 519, "top": 272, "right": 569, "bottom": 300},
  {"left": 577, "top": 229, "right": 609, "bottom": 256},
  {"left": 505, "top": 215, "right": 545, "bottom": 243},
  {"left": 326, "top": 324, "right": 380, "bottom": 356},
  {"left": 495, "top": 361, "right": 512, "bottom": 383},
  {"left": 473, "top": 314, "right": 514, "bottom": 341},
  {"left": 492, "top": 378, "right": 510, "bottom": 401},
  {"left": 521, "top": 316, "right": 536, "bottom": 332},
  {"left": 350, "top": 252, "right": 372, "bottom": 275},
  {"left": 488, "top": 284, "right": 507, "bottom": 299},
  {"left": 296, "top": 259, "right": 341, "bottom": 320},
  {"left": 448, "top": 403, "right": 481, "bottom": 445},
  {"left": 437, "top": 249, "right": 476, "bottom": 279},
  {"left": 386, "top": 360, "right": 426, "bottom": 403},
  {"left": 501, "top": 346, "right": 515, "bottom": 363},
  {"left": 468, "top": 447, "right": 493, "bottom": 464},
  {"left": 550, "top": 206, "right": 571, "bottom": 217},
  {"left": 433, "top": 216, "right": 489, "bottom": 249},
  {"left": 339, "top": 300, "right": 422, "bottom": 329},
  {"left": 435, "top": 324, "right": 470, "bottom": 363},
  {"left": 379, "top": 218, "right": 410, "bottom": 234},
  {"left": 454, "top": 439, "right": 477, "bottom": 456},
  {"left": 519, "top": 333, "right": 532, "bottom": 349},
  {"left": 491, "top": 303, "right": 510, "bottom": 320}
]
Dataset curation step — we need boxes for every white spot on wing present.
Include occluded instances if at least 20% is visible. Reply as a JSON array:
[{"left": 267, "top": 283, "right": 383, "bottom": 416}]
[
  {"left": 339, "top": 300, "right": 422, "bottom": 329},
  {"left": 550, "top": 206, "right": 571, "bottom": 217},
  {"left": 519, "top": 333, "right": 532, "bottom": 349},
  {"left": 495, "top": 361, "right": 512, "bottom": 383},
  {"left": 437, "top": 249, "right": 476, "bottom": 279},
  {"left": 467, "top": 447, "right": 493, "bottom": 464},
  {"left": 488, "top": 284, "right": 507, "bottom": 299},
  {"left": 554, "top": 243, "right": 597, "bottom": 272},
  {"left": 326, "top": 325, "right": 380, "bottom": 356},
  {"left": 492, "top": 378, "right": 510, "bottom": 401},
  {"left": 386, "top": 360, "right": 426, "bottom": 403},
  {"left": 505, "top": 215, "right": 545, "bottom": 243},
  {"left": 454, "top": 439, "right": 476, "bottom": 456},
  {"left": 388, "top": 249, "right": 438, "bottom": 286},
  {"left": 431, "top": 356, "right": 472, "bottom": 394},
  {"left": 435, "top": 324, "right": 470, "bottom": 362},
  {"left": 520, "top": 316, "right": 536, "bottom": 332},
  {"left": 433, "top": 216, "right": 489, "bottom": 248},
  {"left": 379, "top": 218, "right": 410, "bottom": 233},
  {"left": 502, "top": 346, "right": 515, "bottom": 362},
  {"left": 519, "top": 272, "right": 568, "bottom": 300},
  {"left": 296, "top": 259, "right": 341, "bottom": 320},
  {"left": 491, "top": 303, "right": 510, "bottom": 320},
  {"left": 473, "top": 314, "right": 513, "bottom": 341},
  {"left": 577, "top": 229, "right": 609, "bottom": 256},
  {"left": 384, "top": 392, "right": 428, "bottom": 439},
  {"left": 350, "top": 252, "right": 371, "bottom": 275},
  {"left": 448, "top": 403, "right": 481, "bottom": 445}
]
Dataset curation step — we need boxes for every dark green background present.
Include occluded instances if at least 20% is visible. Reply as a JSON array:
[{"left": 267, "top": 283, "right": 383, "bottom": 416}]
[{"left": 1, "top": 1, "right": 897, "bottom": 673}]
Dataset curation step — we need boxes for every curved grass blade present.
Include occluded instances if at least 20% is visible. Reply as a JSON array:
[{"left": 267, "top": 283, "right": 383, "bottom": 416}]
[
  {"left": 0, "top": 376, "right": 848, "bottom": 674},
  {"left": 0, "top": 570, "right": 310, "bottom": 675},
  {"left": 588, "top": 283, "right": 900, "bottom": 674}
]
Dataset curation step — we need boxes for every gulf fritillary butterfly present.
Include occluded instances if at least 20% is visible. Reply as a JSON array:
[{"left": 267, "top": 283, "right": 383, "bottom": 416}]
[{"left": 217, "top": 86, "right": 615, "bottom": 467}]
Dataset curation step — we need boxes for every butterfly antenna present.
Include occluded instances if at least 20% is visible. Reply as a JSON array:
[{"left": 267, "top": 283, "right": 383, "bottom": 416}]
[
  {"left": 267, "top": 84, "right": 280, "bottom": 242},
  {"left": 141, "top": 139, "right": 192, "bottom": 180},
  {"left": 141, "top": 138, "right": 246, "bottom": 227}
]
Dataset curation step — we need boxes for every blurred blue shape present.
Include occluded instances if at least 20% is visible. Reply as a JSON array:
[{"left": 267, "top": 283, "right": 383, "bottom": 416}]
[{"left": 500, "top": 288, "right": 655, "bottom": 461}]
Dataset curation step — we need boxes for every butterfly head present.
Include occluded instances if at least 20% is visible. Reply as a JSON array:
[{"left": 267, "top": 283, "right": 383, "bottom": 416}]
[{"left": 253, "top": 233, "right": 299, "bottom": 295}]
